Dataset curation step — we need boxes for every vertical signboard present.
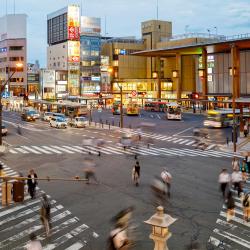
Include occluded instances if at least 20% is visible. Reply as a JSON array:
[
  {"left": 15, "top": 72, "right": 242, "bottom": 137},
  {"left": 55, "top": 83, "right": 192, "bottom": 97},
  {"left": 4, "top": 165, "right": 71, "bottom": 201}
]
[
  {"left": 68, "top": 41, "right": 80, "bottom": 63},
  {"left": 67, "top": 5, "right": 80, "bottom": 40}
]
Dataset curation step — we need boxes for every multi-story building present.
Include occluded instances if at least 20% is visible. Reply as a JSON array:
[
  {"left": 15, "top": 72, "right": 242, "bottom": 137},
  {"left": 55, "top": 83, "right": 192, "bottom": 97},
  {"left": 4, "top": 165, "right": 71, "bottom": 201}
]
[
  {"left": 101, "top": 20, "right": 173, "bottom": 104},
  {"left": 80, "top": 16, "right": 101, "bottom": 95},
  {"left": 40, "top": 69, "right": 56, "bottom": 100},
  {"left": 47, "top": 5, "right": 80, "bottom": 98},
  {"left": 0, "top": 14, "right": 27, "bottom": 97},
  {"left": 27, "top": 61, "right": 40, "bottom": 100}
]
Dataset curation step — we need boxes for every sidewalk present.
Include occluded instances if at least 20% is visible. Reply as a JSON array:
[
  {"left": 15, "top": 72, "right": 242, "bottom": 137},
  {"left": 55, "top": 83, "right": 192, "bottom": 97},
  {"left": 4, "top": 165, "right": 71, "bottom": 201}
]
[{"left": 219, "top": 136, "right": 250, "bottom": 155}]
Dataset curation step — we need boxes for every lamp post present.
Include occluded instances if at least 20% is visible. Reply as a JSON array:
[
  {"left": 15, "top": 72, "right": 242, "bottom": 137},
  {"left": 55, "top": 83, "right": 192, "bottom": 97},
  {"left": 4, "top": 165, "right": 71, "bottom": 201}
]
[
  {"left": 144, "top": 206, "right": 177, "bottom": 250},
  {"left": 117, "top": 83, "right": 123, "bottom": 128},
  {"left": 0, "top": 63, "right": 23, "bottom": 146}
]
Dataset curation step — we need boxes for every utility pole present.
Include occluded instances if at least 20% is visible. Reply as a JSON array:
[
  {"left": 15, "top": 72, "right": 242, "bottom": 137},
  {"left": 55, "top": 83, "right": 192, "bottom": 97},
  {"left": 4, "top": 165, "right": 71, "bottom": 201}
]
[{"left": 119, "top": 85, "right": 123, "bottom": 128}]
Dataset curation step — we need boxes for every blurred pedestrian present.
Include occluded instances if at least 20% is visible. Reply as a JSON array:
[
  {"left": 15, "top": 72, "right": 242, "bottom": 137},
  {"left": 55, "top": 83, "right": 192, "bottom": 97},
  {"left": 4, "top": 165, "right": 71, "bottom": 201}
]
[
  {"left": 218, "top": 169, "right": 230, "bottom": 199},
  {"left": 244, "top": 124, "right": 248, "bottom": 137},
  {"left": 26, "top": 233, "right": 42, "bottom": 250},
  {"left": 231, "top": 169, "right": 243, "bottom": 197},
  {"left": 27, "top": 169, "right": 38, "bottom": 199},
  {"left": 240, "top": 159, "right": 248, "bottom": 182},
  {"left": 40, "top": 194, "right": 51, "bottom": 237},
  {"left": 161, "top": 169, "right": 172, "bottom": 198},
  {"left": 226, "top": 191, "right": 235, "bottom": 222},
  {"left": 17, "top": 124, "right": 22, "bottom": 135},
  {"left": 83, "top": 158, "right": 98, "bottom": 184},
  {"left": 232, "top": 157, "right": 240, "bottom": 171},
  {"left": 151, "top": 176, "right": 166, "bottom": 206},
  {"left": 132, "top": 161, "right": 140, "bottom": 186},
  {"left": 242, "top": 192, "right": 250, "bottom": 222}
]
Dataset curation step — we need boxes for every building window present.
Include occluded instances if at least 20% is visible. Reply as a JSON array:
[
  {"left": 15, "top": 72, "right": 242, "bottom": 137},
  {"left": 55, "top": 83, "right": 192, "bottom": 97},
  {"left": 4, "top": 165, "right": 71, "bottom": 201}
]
[
  {"left": 113, "top": 61, "right": 118, "bottom": 67},
  {"left": 9, "top": 46, "right": 23, "bottom": 51}
]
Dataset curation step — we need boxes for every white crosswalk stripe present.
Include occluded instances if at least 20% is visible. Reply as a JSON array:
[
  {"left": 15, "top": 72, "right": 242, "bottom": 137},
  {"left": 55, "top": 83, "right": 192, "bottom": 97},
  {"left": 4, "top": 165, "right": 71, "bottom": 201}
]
[
  {"left": 0, "top": 162, "right": 99, "bottom": 249},
  {"left": 208, "top": 180, "right": 250, "bottom": 249},
  {"left": 7, "top": 144, "right": 242, "bottom": 158},
  {"left": 118, "top": 128, "right": 218, "bottom": 148}
]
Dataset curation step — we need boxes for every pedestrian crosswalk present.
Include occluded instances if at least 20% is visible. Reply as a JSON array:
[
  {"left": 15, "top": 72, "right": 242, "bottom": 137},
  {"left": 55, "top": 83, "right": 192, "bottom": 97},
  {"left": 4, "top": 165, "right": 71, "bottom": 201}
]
[
  {"left": 116, "top": 128, "right": 218, "bottom": 149},
  {"left": 7, "top": 144, "right": 243, "bottom": 159},
  {"left": 208, "top": 178, "right": 250, "bottom": 249},
  {"left": 0, "top": 162, "right": 99, "bottom": 249}
]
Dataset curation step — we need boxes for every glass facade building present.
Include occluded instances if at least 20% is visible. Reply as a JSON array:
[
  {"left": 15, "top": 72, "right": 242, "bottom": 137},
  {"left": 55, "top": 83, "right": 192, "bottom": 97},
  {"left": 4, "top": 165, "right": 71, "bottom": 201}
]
[{"left": 80, "top": 35, "right": 101, "bottom": 94}]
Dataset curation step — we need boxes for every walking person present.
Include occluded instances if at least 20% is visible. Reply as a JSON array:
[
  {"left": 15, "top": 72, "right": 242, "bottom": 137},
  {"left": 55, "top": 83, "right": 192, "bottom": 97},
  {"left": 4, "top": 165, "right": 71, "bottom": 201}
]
[
  {"left": 226, "top": 191, "right": 235, "bottom": 222},
  {"left": 242, "top": 192, "right": 250, "bottom": 222},
  {"left": 83, "top": 158, "right": 98, "bottom": 184},
  {"left": 218, "top": 169, "right": 230, "bottom": 199},
  {"left": 244, "top": 123, "right": 248, "bottom": 137},
  {"left": 161, "top": 169, "right": 172, "bottom": 198},
  {"left": 27, "top": 169, "right": 38, "bottom": 199},
  {"left": 231, "top": 169, "right": 243, "bottom": 197},
  {"left": 26, "top": 233, "right": 42, "bottom": 250},
  {"left": 132, "top": 161, "right": 140, "bottom": 186},
  {"left": 240, "top": 159, "right": 248, "bottom": 182},
  {"left": 40, "top": 194, "right": 51, "bottom": 237},
  {"left": 232, "top": 157, "right": 240, "bottom": 171}
]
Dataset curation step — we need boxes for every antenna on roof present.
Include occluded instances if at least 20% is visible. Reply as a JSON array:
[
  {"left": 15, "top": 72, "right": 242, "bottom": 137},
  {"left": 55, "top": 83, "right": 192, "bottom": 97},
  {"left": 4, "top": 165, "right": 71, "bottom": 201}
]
[
  {"left": 156, "top": 0, "right": 159, "bottom": 20},
  {"left": 105, "top": 16, "right": 107, "bottom": 36}
]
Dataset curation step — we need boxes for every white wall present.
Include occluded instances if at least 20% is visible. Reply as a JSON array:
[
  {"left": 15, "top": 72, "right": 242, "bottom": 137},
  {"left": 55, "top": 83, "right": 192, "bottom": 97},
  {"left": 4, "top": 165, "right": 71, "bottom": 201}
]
[{"left": 0, "top": 14, "right": 27, "bottom": 41}]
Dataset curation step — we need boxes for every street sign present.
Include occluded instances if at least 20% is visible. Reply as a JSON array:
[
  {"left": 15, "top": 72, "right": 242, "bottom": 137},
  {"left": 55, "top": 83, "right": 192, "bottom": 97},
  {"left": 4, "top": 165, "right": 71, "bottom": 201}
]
[
  {"left": 1, "top": 92, "right": 10, "bottom": 98},
  {"left": 131, "top": 90, "right": 137, "bottom": 97}
]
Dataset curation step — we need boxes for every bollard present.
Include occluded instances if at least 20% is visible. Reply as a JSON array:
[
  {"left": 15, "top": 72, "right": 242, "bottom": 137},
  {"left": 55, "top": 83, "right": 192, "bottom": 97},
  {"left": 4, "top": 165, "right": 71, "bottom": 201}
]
[
  {"left": 118, "top": 122, "right": 120, "bottom": 127},
  {"left": 112, "top": 120, "right": 114, "bottom": 126},
  {"left": 106, "top": 120, "right": 108, "bottom": 125},
  {"left": 102, "top": 122, "right": 104, "bottom": 128},
  {"left": 109, "top": 123, "right": 110, "bottom": 130},
  {"left": 227, "top": 137, "right": 229, "bottom": 145}
]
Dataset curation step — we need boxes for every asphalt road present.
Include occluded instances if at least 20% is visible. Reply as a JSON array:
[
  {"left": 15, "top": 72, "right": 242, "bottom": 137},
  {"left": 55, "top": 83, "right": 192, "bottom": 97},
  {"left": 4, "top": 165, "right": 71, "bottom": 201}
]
[{"left": 0, "top": 110, "right": 247, "bottom": 250}]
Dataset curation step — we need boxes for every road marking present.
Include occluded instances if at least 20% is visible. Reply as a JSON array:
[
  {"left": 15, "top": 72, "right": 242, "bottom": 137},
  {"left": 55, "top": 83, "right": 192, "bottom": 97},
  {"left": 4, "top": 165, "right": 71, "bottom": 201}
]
[
  {"left": 41, "top": 146, "right": 62, "bottom": 154},
  {"left": 14, "top": 147, "right": 29, "bottom": 154},
  {"left": 156, "top": 114, "right": 161, "bottom": 119},
  {"left": 173, "top": 127, "right": 194, "bottom": 136},
  {"left": 62, "top": 146, "right": 83, "bottom": 153},
  {"left": 185, "top": 140, "right": 196, "bottom": 145},
  {"left": 31, "top": 146, "right": 53, "bottom": 154},
  {"left": 213, "top": 228, "right": 250, "bottom": 248},
  {"left": 21, "top": 146, "right": 41, "bottom": 154},
  {"left": 51, "top": 145, "right": 74, "bottom": 154},
  {"left": 43, "top": 224, "right": 89, "bottom": 250},
  {"left": 65, "top": 242, "right": 84, "bottom": 250}
]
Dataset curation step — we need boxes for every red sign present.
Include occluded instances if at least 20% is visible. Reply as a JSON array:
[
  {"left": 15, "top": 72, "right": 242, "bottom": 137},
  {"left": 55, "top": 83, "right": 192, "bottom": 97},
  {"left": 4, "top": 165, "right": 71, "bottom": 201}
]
[
  {"left": 68, "top": 56, "right": 80, "bottom": 63},
  {"left": 68, "top": 26, "right": 80, "bottom": 40},
  {"left": 131, "top": 90, "right": 137, "bottom": 97}
]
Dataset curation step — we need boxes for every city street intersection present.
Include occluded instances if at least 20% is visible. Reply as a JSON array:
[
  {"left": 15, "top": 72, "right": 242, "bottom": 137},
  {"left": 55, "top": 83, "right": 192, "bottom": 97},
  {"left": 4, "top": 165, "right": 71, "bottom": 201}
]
[{"left": 0, "top": 110, "right": 249, "bottom": 249}]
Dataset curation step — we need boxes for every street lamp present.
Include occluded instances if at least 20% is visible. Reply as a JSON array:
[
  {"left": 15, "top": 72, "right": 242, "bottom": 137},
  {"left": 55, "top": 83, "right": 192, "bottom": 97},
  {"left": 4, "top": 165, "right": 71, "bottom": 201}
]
[
  {"left": 0, "top": 62, "right": 23, "bottom": 147},
  {"left": 144, "top": 206, "right": 177, "bottom": 250},
  {"left": 117, "top": 83, "right": 123, "bottom": 128}
]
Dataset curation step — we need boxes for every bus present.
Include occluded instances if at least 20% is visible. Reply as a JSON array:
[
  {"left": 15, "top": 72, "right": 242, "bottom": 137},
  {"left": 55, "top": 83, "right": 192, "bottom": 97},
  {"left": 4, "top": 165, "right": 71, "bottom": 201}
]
[
  {"left": 166, "top": 103, "right": 182, "bottom": 120},
  {"left": 126, "top": 102, "right": 139, "bottom": 116},
  {"left": 204, "top": 109, "right": 250, "bottom": 128},
  {"left": 112, "top": 101, "right": 121, "bottom": 115},
  {"left": 144, "top": 101, "right": 168, "bottom": 112}
]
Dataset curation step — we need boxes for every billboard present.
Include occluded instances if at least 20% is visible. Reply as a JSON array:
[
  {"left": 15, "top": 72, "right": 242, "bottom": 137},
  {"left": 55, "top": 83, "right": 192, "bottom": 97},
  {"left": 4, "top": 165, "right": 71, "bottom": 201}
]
[
  {"left": 67, "top": 5, "right": 80, "bottom": 40},
  {"left": 68, "top": 41, "right": 80, "bottom": 63},
  {"left": 81, "top": 16, "right": 101, "bottom": 35},
  {"left": 40, "top": 69, "right": 55, "bottom": 88}
]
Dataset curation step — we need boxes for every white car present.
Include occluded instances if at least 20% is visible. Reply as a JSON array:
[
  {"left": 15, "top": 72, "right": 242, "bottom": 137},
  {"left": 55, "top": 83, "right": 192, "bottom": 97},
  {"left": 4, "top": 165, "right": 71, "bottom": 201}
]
[
  {"left": 28, "top": 110, "right": 40, "bottom": 119},
  {"left": 43, "top": 112, "right": 54, "bottom": 121},
  {"left": 69, "top": 117, "right": 88, "bottom": 128},
  {"left": 49, "top": 117, "right": 67, "bottom": 129}
]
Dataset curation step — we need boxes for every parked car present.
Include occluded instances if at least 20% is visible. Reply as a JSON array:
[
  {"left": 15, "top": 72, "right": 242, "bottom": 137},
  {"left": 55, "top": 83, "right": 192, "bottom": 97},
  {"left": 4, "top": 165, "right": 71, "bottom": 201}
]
[
  {"left": 1, "top": 125, "right": 7, "bottom": 136},
  {"left": 42, "top": 112, "right": 54, "bottom": 122},
  {"left": 21, "top": 111, "right": 36, "bottom": 122},
  {"left": 69, "top": 117, "right": 88, "bottom": 128},
  {"left": 49, "top": 117, "right": 67, "bottom": 129}
]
